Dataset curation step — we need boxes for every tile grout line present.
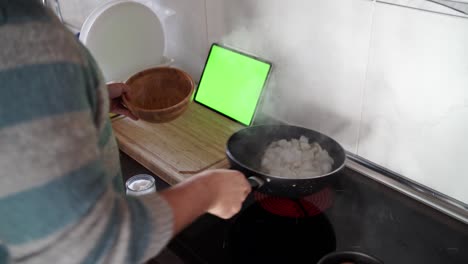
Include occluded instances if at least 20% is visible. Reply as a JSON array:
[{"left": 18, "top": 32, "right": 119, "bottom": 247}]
[
  {"left": 356, "top": 0, "right": 377, "bottom": 156},
  {"left": 203, "top": 0, "right": 210, "bottom": 51}
]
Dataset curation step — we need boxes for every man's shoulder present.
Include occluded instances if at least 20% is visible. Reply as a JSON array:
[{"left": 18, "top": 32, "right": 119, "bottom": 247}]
[
  {"left": 0, "top": 2, "right": 102, "bottom": 129},
  {"left": 2, "top": 0, "right": 99, "bottom": 72}
]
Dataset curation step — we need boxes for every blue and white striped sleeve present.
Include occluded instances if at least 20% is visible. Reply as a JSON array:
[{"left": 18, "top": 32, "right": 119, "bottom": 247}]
[{"left": 0, "top": 2, "right": 173, "bottom": 263}]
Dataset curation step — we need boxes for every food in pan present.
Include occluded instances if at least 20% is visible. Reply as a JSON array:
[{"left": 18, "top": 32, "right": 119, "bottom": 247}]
[{"left": 261, "top": 136, "right": 334, "bottom": 178}]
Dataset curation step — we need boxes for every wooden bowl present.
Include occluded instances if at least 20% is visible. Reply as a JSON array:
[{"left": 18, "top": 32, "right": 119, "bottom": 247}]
[{"left": 123, "top": 67, "right": 194, "bottom": 123}]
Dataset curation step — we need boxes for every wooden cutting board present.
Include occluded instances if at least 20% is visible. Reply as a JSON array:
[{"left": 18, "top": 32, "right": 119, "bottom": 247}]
[{"left": 112, "top": 103, "right": 245, "bottom": 185}]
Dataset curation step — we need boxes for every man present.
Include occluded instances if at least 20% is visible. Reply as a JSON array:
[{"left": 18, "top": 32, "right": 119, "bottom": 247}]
[{"left": 0, "top": 1, "right": 251, "bottom": 263}]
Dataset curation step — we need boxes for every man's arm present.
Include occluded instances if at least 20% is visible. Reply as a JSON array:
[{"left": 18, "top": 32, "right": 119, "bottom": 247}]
[{"left": 0, "top": 110, "right": 249, "bottom": 264}]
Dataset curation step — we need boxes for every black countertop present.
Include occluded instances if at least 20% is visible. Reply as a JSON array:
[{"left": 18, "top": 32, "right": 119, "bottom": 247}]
[
  {"left": 120, "top": 151, "right": 468, "bottom": 264},
  {"left": 168, "top": 167, "right": 468, "bottom": 264}
]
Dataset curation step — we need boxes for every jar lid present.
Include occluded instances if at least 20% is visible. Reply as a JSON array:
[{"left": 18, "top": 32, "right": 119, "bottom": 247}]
[{"left": 126, "top": 174, "right": 156, "bottom": 192}]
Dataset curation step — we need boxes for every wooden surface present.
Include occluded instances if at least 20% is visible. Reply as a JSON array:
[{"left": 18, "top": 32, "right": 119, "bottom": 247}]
[{"left": 112, "top": 103, "right": 244, "bottom": 185}]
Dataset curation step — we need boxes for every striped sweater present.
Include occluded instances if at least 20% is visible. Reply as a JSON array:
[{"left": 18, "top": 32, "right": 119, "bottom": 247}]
[{"left": 0, "top": 1, "right": 173, "bottom": 263}]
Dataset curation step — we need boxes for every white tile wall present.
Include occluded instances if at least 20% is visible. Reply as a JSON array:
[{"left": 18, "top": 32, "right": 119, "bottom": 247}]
[
  {"left": 359, "top": 2, "right": 468, "bottom": 203},
  {"left": 58, "top": 0, "right": 105, "bottom": 31},
  {"left": 207, "top": 0, "right": 468, "bottom": 204},
  {"left": 205, "top": 0, "right": 375, "bottom": 152},
  {"left": 153, "top": 0, "right": 208, "bottom": 80}
]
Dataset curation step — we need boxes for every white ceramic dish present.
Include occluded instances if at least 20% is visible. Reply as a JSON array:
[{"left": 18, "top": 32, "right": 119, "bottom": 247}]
[{"left": 80, "top": 0, "right": 169, "bottom": 82}]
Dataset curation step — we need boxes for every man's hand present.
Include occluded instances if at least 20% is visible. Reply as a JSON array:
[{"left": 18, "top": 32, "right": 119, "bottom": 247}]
[
  {"left": 200, "top": 169, "right": 252, "bottom": 219},
  {"left": 159, "top": 169, "right": 251, "bottom": 234},
  {"left": 107, "top": 82, "right": 138, "bottom": 120}
]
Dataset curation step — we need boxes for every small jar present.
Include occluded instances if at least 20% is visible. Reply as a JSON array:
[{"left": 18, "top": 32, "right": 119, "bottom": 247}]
[{"left": 126, "top": 174, "right": 156, "bottom": 197}]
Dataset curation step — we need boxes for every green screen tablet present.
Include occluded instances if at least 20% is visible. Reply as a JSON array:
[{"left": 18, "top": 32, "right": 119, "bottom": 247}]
[{"left": 194, "top": 44, "right": 272, "bottom": 126}]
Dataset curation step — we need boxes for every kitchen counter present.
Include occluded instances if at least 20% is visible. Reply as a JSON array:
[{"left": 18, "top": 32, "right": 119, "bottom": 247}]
[
  {"left": 114, "top": 105, "right": 468, "bottom": 264},
  {"left": 112, "top": 102, "right": 244, "bottom": 185},
  {"left": 120, "top": 150, "right": 468, "bottom": 264}
]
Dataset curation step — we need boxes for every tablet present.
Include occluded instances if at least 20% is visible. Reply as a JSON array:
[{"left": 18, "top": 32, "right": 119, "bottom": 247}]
[{"left": 194, "top": 44, "right": 272, "bottom": 126}]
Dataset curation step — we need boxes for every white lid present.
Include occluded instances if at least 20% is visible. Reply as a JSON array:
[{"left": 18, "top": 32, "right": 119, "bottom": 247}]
[{"left": 80, "top": 0, "right": 166, "bottom": 82}]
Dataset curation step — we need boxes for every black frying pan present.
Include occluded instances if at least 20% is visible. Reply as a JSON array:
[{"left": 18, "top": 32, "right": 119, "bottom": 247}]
[{"left": 226, "top": 125, "right": 346, "bottom": 198}]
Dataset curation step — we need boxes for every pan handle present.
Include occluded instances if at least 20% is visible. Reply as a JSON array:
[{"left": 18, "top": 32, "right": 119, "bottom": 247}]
[{"left": 247, "top": 176, "right": 264, "bottom": 189}]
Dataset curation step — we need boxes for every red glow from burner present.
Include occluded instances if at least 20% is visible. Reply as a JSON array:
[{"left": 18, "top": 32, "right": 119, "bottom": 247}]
[{"left": 254, "top": 187, "right": 334, "bottom": 217}]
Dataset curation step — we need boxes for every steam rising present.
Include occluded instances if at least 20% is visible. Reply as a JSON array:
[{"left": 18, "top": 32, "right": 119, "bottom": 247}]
[{"left": 214, "top": 0, "right": 364, "bottom": 152}]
